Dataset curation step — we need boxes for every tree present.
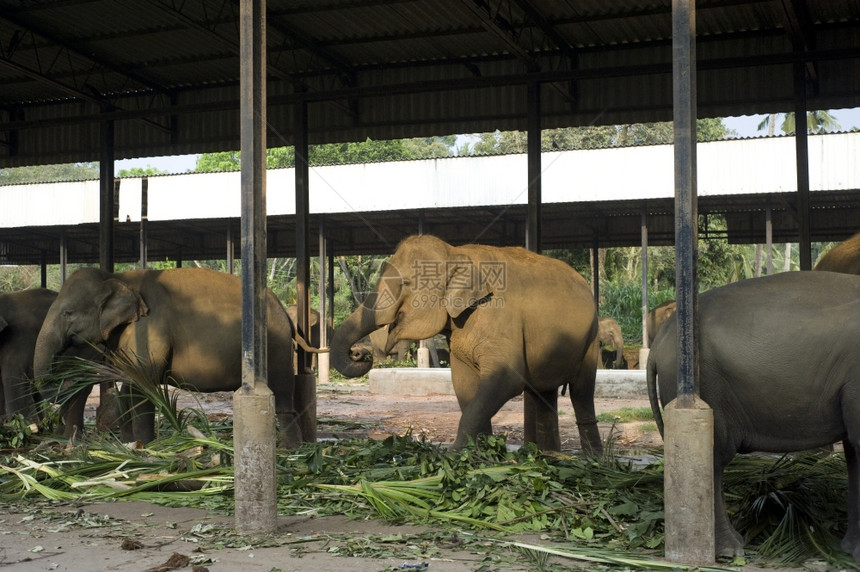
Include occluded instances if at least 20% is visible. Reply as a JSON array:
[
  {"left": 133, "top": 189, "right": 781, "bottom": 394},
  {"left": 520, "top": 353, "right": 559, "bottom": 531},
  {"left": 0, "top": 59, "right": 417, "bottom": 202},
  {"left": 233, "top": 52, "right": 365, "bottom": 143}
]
[
  {"left": 466, "top": 119, "right": 731, "bottom": 155},
  {"left": 117, "top": 165, "right": 167, "bottom": 177},
  {"left": 194, "top": 136, "right": 456, "bottom": 172},
  {"left": 0, "top": 162, "right": 99, "bottom": 185},
  {"left": 757, "top": 110, "right": 841, "bottom": 135}
]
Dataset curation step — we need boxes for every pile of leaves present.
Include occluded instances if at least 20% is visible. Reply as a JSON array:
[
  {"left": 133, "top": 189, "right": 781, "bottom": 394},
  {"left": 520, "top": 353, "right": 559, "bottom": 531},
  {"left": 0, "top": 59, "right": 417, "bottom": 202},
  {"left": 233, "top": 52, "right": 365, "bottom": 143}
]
[
  {"left": 0, "top": 413, "right": 856, "bottom": 569},
  {"left": 2, "top": 349, "right": 855, "bottom": 569}
]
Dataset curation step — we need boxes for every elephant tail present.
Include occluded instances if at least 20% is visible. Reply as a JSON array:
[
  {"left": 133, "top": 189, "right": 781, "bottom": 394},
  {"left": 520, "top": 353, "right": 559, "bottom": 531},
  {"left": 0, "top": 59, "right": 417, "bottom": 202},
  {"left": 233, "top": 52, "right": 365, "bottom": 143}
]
[{"left": 646, "top": 351, "right": 665, "bottom": 438}]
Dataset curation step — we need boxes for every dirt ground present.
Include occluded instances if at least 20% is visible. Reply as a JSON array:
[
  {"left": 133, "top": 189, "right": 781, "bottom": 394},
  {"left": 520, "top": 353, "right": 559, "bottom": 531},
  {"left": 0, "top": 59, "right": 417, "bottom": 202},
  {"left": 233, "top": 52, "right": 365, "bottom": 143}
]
[{"left": 0, "top": 380, "right": 675, "bottom": 572}]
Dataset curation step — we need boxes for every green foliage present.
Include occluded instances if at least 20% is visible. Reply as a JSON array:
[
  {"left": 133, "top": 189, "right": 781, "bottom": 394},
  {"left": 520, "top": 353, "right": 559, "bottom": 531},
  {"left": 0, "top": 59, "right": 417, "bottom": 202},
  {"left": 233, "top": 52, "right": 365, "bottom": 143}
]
[
  {"left": 0, "top": 414, "right": 37, "bottom": 449},
  {"left": 117, "top": 165, "right": 168, "bottom": 177},
  {"left": 194, "top": 136, "right": 456, "bottom": 173},
  {"left": 596, "top": 407, "right": 655, "bottom": 424},
  {"left": 470, "top": 119, "right": 731, "bottom": 155},
  {"left": 0, "top": 162, "right": 99, "bottom": 185}
]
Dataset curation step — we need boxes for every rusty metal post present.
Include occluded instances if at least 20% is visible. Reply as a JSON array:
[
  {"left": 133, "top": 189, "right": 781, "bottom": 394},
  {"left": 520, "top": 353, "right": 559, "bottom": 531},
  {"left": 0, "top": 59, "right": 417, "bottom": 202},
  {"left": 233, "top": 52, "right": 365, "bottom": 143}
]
[
  {"left": 234, "top": 0, "right": 277, "bottom": 535},
  {"left": 664, "top": 0, "right": 715, "bottom": 564}
]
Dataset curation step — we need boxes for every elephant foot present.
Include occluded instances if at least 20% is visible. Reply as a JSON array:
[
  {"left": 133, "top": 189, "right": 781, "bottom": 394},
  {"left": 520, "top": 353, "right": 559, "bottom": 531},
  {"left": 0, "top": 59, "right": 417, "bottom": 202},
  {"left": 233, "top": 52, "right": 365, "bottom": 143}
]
[
  {"left": 576, "top": 422, "right": 603, "bottom": 457},
  {"left": 716, "top": 524, "right": 745, "bottom": 559},
  {"left": 277, "top": 412, "right": 303, "bottom": 450},
  {"left": 841, "top": 533, "right": 860, "bottom": 560}
]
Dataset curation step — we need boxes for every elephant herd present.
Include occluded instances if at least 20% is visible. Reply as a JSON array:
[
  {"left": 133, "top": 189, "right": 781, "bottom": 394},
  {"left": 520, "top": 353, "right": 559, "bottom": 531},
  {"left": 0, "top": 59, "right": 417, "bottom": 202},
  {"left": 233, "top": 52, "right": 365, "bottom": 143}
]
[{"left": 3, "top": 232, "right": 860, "bottom": 561}]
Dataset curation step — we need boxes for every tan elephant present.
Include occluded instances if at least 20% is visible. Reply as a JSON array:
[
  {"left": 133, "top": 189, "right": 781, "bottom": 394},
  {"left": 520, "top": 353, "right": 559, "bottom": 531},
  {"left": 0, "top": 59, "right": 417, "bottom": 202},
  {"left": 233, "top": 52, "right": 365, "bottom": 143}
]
[
  {"left": 597, "top": 317, "right": 624, "bottom": 369},
  {"left": 814, "top": 233, "right": 860, "bottom": 274},
  {"left": 33, "top": 267, "right": 305, "bottom": 448},
  {"left": 646, "top": 300, "right": 676, "bottom": 347},
  {"left": 330, "top": 235, "right": 601, "bottom": 454}
]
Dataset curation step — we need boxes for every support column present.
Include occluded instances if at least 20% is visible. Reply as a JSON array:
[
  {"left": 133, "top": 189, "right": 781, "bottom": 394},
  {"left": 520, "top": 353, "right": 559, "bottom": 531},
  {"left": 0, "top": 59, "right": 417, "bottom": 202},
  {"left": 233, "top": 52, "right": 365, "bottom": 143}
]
[
  {"left": 99, "top": 116, "right": 115, "bottom": 273},
  {"left": 525, "top": 80, "right": 541, "bottom": 253},
  {"left": 317, "top": 220, "right": 330, "bottom": 384},
  {"left": 665, "top": 0, "right": 715, "bottom": 564},
  {"left": 234, "top": 0, "right": 276, "bottom": 535},
  {"left": 294, "top": 92, "right": 317, "bottom": 443},
  {"left": 765, "top": 199, "right": 773, "bottom": 275},
  {"left": 139, "top": 178, "right": 149, "bottom": 269},
  {"left": 794, "top": 60, "right": 812, "bottom": 270},
  {"left": 640, "top": 206, "right": 650, "bottom": 368},
  {"left": 227, "top": 223, "right": 235, "bottom": 275}
]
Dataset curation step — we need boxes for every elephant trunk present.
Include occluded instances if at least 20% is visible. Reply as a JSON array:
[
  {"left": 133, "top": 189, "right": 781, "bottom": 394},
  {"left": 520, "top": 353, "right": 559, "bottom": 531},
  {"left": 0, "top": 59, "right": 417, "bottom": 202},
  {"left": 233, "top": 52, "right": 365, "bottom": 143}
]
[
  {"left": 33, "top": 320, "right": 64, "bottom": 379},
  {"left": 330, "top": 304, "right": 379, "bottom": 378}
]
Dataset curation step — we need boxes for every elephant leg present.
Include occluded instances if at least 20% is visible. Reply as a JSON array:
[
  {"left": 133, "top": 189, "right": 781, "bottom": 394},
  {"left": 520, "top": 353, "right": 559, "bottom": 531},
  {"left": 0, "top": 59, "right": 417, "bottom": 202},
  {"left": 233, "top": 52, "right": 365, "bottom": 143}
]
[
  {"left": 714, "top": 457, "right": 745, "bottom": 558},
  {"left": 450, "top": 356, "right": 519, "bottom": 449},
  {"left": 523, "top": 387, "right": 560, "bottom": 451},
  {"left": 2, "top": 371, "right": 37, "bottom": 421},
  {"left": 842, "top": 439, "right": 860, "bottom": 558},
  {"left": 274, "top": 376, "right": 303, "bottom": 450},
  {"left": 568, "top": 340, "right": 602, "bottom": 456},
  {"left": 117, "top": 382, "right": 156, "bottom": 443},
  {"left": 59, "top": 385, "right": 90, "bottom": 438}
]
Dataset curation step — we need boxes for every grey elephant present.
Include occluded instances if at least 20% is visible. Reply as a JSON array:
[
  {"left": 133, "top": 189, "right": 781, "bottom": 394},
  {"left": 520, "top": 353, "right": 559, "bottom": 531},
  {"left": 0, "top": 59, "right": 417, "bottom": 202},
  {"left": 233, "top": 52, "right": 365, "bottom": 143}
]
[
  {"left": 647, "top": 271, "right": 860, "bottom": 560},
  {"left": 331, "top": 234, "right": 602, "bottom": 454},
  {"left": 814, "top": 233, "right": 860, "bottom": 274},
  {"left": 0, "top": 289, "right": 58, "bottom": 421},
  {"left": 646, "top": 300, "right": 676, "bottom": 346},
  {"left": 0, "top": 288, "right": 95, "bottom": 435},
  {"left": 34, "top": 267, "right": 305, "bottom": 448},
  {"left": 597, "top": 316, "right": 624, "bottom": 368}
]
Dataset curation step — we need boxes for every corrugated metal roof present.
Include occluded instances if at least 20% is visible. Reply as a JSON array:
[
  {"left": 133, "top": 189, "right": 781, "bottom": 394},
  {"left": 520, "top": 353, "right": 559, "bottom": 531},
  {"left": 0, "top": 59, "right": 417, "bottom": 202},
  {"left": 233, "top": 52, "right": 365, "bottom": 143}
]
[
  {"left": 1, "top": 132, "right": 858, "bottom": 264},
  {"left": 1, "top": 0, "right": 858, "bottom": 167}
]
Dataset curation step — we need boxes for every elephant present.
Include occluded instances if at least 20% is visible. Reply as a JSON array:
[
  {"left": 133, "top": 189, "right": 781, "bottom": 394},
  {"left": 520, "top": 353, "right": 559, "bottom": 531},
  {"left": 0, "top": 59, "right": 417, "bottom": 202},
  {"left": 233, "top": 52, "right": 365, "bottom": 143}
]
[
  {"left": 646, "top": 271, "right": 860, "bottom": 560},
  {"left": 33, "top": 266, "right": 305, "bottom": 448},
  {"left": 0, "top": 288, "right": 58, "bottom": 421},
  {"left": 597, "top": 316, "right": 624, "bottom": 369},
  {"left": 646, "top": 300, "right": 676, "bottom": 347},
  {"left": 814, "top": 233, "right": 860, "bottom": 274},
  {"left": 331, "top": 234, "right": 602, "bottom": 454},
  {"left": 286, "top": 305, "right": 331, "bottom": 373},
  {"left": 0, "top": 288, "right": 95, "bottom": 435}
]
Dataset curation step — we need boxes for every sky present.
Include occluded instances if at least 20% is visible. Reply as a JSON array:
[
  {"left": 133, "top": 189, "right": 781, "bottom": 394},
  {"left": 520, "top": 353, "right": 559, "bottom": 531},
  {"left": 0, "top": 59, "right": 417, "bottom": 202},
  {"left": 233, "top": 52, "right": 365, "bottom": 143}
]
[{"left": 115, "top": 107, "right": 860, "bottom": 175}]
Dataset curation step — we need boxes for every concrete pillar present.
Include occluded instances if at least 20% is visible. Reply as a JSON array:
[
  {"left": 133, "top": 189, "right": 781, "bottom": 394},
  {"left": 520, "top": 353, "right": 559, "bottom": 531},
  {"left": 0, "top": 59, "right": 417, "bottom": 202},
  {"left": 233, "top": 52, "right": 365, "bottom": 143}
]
[
  {"left": 233, "top": 390, "right": 277, "bottom": 533},
  {"left": 417, "top": 346, "right": 430, "bottom": 368},
  {"left": 663, "top": 396, "right": 715, "bottom": 564}
]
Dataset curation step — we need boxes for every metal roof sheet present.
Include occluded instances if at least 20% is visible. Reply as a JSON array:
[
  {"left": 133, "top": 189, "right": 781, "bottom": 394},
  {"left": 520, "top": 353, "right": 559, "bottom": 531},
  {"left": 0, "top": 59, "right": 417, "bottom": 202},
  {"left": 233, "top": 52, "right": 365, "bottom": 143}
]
[{"left": 1, "top": 0, "right": 858, "bottom": 167}]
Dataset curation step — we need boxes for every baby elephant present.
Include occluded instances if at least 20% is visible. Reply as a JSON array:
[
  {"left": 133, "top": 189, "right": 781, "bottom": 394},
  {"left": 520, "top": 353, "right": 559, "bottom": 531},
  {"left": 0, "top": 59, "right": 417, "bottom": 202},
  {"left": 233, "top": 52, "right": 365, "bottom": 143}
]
[{"left": 647, "top": 271, "right": 860, "bottom": 560}]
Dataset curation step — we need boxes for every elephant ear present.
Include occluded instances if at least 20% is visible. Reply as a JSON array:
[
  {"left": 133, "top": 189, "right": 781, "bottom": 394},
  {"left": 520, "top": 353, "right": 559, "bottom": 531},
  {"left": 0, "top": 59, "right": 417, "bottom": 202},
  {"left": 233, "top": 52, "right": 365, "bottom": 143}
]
[
  {"left": 444, "top": 252, "right": 493, "bottom": 318},
  {"left": 96, "top": 278, "right": 149, "bottom": 340}
]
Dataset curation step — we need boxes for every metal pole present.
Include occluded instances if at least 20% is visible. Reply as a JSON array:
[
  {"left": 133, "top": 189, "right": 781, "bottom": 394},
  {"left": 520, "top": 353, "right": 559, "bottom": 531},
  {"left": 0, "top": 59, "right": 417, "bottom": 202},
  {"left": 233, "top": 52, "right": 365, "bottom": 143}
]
[
  {"left": 640, "top": 207, "right": 650, "bottom": 364},
  {"left": 294, "top": 91, "right": 317, "bottom": 443},
  {"left": 317, "top": 219, "right": 330, "bottom": 383},
  {"left": 234, "top": 0, "right": 277, "bottom": 535},
  {"left": 664, "top": 0, "right": 715, "bottom": 563},
  {"left": 140, "top": 178, "right": 148, "bottom": 269},
  {"left": 99, "top": 117, "right": 115, "bottom": 273},
  {"left": 227, "top": 223, "right": 235, "bottom": 275},
  {"left": 525, "top": 81, "right": 541, "bottom": 252},
  {"left": 766, "top": 199, "right": 773, "bottom": 275},
  {"left": 794, "top": 60, "right": 812, "bottom": 270}
]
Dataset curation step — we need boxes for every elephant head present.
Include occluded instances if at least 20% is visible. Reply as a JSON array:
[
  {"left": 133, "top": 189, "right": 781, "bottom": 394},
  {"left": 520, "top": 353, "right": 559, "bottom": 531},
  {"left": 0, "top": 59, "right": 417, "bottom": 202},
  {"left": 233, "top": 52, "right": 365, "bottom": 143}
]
[
  {"left": 33, "top": 267, "right": 148, "bottom": 379},
  {"left": 331, "top": 235, "right": 491, "bottom": 377}
]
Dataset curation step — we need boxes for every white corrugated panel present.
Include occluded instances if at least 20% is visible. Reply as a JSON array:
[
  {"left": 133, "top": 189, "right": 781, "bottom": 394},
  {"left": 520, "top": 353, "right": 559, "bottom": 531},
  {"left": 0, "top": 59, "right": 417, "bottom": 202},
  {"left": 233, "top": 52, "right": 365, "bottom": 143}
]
[
  {"left": 0, "top": 181, "right": 99, "bottom": 227},
  {"left": 4, "top": 133, "right": 859, "bottom": 226}
]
